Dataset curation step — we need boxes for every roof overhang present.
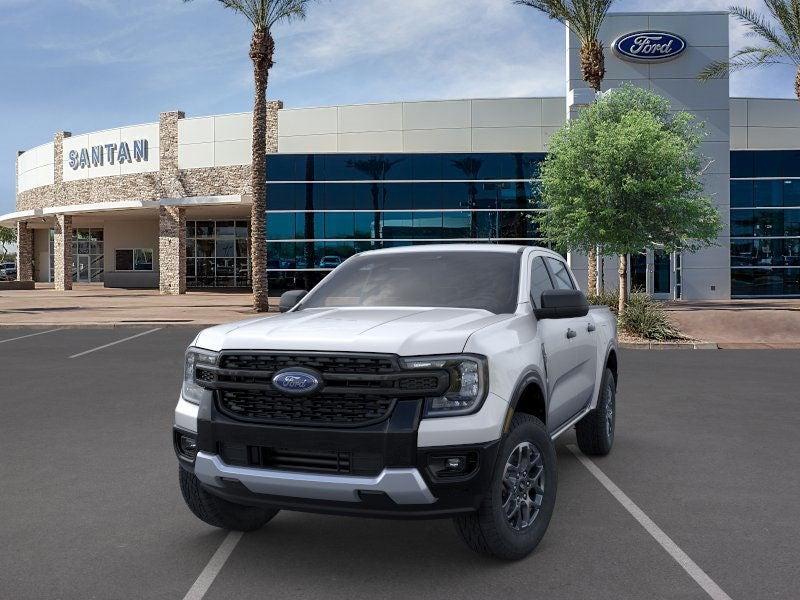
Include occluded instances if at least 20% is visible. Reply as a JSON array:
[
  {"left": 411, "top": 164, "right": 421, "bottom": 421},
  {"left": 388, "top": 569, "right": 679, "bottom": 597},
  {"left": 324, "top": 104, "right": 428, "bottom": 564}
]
[{"left": 0, "top": 194, "right": 245, "bottom": 227}]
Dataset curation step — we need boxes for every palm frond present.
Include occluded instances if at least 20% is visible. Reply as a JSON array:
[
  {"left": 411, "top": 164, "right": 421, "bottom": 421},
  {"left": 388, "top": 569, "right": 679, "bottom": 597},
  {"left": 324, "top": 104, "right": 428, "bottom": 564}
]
[
  {"left": 699, "top": 46, "right": 788, "bottom": 80},
  {"left": 730, "top": 5, "right": 800, "bottom": 64},
  {"left": 515, "top": 0, "right": 616, "bottom": 43}
]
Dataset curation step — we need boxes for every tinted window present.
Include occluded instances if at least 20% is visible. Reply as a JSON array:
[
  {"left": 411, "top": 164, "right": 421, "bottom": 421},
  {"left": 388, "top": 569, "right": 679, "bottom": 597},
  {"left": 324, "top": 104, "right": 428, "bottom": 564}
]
[
  {"left": 530, "top": 256, "right": 554, "bottom": 308},
  {"left": 545, "top": 257, "right": 574, "bottom": 290},
  {"left": 301, "top": 251, "right": 521, "bottom": 314}
]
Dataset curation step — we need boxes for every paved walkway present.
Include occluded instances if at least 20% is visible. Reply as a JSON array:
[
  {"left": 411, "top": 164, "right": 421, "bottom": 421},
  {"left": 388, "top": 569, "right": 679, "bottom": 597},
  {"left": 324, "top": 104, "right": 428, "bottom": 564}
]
[
  {"left": 0, "top": 284, "right": 270, "bottom": 326},
  {"left": 664, "top": 299, "right": 800, "bottom": 348}
]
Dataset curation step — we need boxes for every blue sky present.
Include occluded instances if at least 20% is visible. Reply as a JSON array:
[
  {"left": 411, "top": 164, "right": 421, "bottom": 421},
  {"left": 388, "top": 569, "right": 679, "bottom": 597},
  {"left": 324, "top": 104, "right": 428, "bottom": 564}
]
[{"left": 1, "top": 0, "right": 796, "bottom": 214}]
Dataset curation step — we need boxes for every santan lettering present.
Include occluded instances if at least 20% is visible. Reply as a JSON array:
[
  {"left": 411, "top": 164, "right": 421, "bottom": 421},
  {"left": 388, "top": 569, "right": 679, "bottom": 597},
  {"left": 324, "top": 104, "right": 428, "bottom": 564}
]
[
  {"left": 629, "top": 35, "right": 674, "bottom": 56},
  {"left": 68, "top": 139, "right": 148, "bottom": 170}
]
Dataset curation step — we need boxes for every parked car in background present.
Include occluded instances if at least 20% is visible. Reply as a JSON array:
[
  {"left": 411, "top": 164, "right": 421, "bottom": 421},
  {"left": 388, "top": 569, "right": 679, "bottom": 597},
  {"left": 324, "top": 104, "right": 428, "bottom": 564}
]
[
  {"left": 174, "top": 245, "right": 618, "bottom": 560},
  {"left": 0, "top": 262, "right": 14, "bottom": 280},
  {"left": 318, "top": 255, "right": 343, "bottom": 269}
]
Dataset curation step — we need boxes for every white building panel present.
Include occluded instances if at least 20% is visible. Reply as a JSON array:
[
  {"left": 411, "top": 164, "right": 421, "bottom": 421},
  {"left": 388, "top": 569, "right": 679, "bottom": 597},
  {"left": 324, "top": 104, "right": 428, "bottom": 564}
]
[
  {"left": 214, "top": 139, "right": 250, "bottom": 167},
  {"left": 472, "top": 127, "right": 543, "bottom": 152},
  {"left": 730, "top": 126, "right": 748, "bottom": 149},
  {"left": 747, "top": 98, "right": 800, "bottom": 128},
  {"left": 729, "top": 99, "right": 748, "bottom": 127},
  {"left": 278, "top": 107, "right": 338, "bottom": 137},
  {"left": 402, "top": 128, "right": 471, "bottom": 153},
  {"left": 278, "top": 134, "right": 338, "bottom": 153},
  {"left": 746, "top": 127, "right": 800, "bottom": 150},
  {"left": 541, "top": 98, "right": 566, "bottom": 127},
  {"left": 338, "top": 130, "right": 404, "bottom": 152},
  {"left": 178, "top": 142, "right": 214, "bottom": 170},
  {"left": 403, "top": 100, "right": 471, "bottom": 130},
  {"left": 338, "top": 103, "right": 403, "bottom": 133},
  {"left": 214, "top": 113, "right": 252, "bottom": 142},
  {"left": 471, "top": 98, "right": 542, "bottom": 128},
  {"left": 648, "top": 12, "right": 729, "bottom": 47},
  {"left": 179, "top": 117, "right": 214, "bottom": 145}
]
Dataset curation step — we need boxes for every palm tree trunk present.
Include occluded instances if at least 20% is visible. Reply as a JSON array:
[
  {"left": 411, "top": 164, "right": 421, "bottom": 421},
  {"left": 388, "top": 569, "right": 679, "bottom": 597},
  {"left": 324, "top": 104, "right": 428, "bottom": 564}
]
[
  {"left": 618, "top": 254, "right": 628, "bottom": 314},
  {"left": 580, "top": 40, "right": 605, "bottom": 93},
  {"left": 796, "top": 67, "right": 800, "bottom": 102},
  {"left": 250, "top": 29, "right": 274, "bottom": 312}
]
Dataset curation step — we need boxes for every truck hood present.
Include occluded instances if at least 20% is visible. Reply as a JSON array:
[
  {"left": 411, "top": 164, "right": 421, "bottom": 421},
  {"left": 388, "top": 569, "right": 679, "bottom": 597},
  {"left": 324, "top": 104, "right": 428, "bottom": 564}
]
[{"left": 192, "top": 307, "right": 510, "bottom": 356}]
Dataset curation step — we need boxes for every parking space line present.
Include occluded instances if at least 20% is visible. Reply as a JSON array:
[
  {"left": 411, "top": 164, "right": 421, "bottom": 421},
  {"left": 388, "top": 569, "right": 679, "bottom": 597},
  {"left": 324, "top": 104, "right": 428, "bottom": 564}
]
[
  {"left": 68, "top": 328, "right": 162, "bottom": 359},
  {"left": 182, "top": 531, "right": 243, "bottom": 600},
  {"left": 0, "top": 329, "right": 63, "bottom": 344},
  {"left": 567, "top": 445, "right": 733, "bottom": 600}
]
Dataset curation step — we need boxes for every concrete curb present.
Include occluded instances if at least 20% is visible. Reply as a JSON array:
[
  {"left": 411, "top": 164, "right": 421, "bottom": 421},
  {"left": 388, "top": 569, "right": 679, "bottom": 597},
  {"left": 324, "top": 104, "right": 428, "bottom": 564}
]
[{"left": 620, "top": 341, "right": 719, "bottom": 350}]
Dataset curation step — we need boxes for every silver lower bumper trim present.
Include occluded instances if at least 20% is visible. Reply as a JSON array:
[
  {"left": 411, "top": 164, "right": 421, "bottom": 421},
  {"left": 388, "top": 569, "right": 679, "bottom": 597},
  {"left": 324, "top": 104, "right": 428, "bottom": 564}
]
[{"left": 194, "top": 452, "right": 437, "bottom": 505}]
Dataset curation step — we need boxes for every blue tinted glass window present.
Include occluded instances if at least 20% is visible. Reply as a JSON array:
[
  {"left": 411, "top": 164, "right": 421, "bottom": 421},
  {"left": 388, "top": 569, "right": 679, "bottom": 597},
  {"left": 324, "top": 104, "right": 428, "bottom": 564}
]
[
  {"left": 294, "top": 211, "right": 323, "bottom": 239},
  {"left": 355, "top": 213, "right": 377, "bottom": 239},
  {"left": 382, "top": 183, "right": 413, "bottom": 210},
  {"left": 785, "top": 209, "right": 800, "bottom": 236},
  {"left": 754, "top": 180, "right": 783, "bottom": 207},
  {"left": 325, "top": 213, "right": 355, "bottom": 239},
  {"left": 324, "top": 183, "right": 353, "bottom": 210},
  {"left": 267, "top": 184, "right": 298, "bottom": 210},
  {"left": 412, "top": 155, "right": 442, "bottom": 180},
  {"left": 299, "top": 183, "right": 324, "bottom": 211},
  {"left": 325, "top": 155, "right": 358, "bottom": 180},
  {"left": 730, "top": 210, "right": 753, "bottom": 237},
  {"left": 412, "top": 183, "right": 442, "bottom": 209},
  {"left": 353, "top": 183, "right": 379, "bottom": 210},
  {"left": 413, "top": 212, "right": 443, "bottom": 238},
  {"left": 499, "top": 211, "right": 529, "bottom": 238},
  {"left": 754, "top": 151, "right": 783, "bottom": 177},
  {"left": 442, "top": 212, "right": 471, "bottom": 238},
  {"left": 730, "top": 181, "right": 753, "bottom": 208},
  {"left": 730, "top": 151, "right": 754, "bottom": 178},
  {"left": 441, "top": 183, "right": 469, "bottom": 209},
  {"left": 783, "top": 180, "right": 800, "bottom": 207},
  {"left": 781, "top": 150, "right": 800, "bottom": 177},
  {"left": 266, "top": 155, "right": 296, "bottom": 181},
  {"left": 266, "top": 213, "right": 294, "bottom": 240},
  {"left": 445, "top": 155, "right": 483, "bottom": 180},
  {"left": 516, "top": 153, "right": 545, "bottom": 179},
  {"left": 382, "top": 212, "right": 413, "bottom": 238},
  {"left": 732, "top": 268, "right": 800, "bottom": 296}
]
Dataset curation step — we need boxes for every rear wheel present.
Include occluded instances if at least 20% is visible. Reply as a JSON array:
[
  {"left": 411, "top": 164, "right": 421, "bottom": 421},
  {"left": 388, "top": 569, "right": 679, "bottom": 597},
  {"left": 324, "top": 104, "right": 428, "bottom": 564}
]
[
  {"left": 575, "top": 367, "right": 616, "bottom": 456},
  {"left": 454, "top": 414, "right": 557, "bottom": 560},
  {"left": 179, "top": 468, "right": 279, "bottom": 532}
]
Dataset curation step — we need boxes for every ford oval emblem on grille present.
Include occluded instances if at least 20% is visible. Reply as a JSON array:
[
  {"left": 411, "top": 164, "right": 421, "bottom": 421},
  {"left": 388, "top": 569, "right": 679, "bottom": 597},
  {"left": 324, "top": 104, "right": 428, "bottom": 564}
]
[{"left": 272, "top": 369, "right": 322, "bottom": 395}]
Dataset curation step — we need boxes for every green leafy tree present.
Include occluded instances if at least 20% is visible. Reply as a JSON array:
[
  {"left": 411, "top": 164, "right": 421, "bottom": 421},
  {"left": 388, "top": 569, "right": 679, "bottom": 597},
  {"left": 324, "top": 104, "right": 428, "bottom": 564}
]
[
  {"left": 184, "top": 0, "right": 315, "bottom": 311},
  {"left": 0, "top": 226, "right": 15, "bottom": 263},
  {"left": 537, "top": 85, "right": 722, "bottom": 313},
  {"left": 515, "top": 0, "right": 616, "bottom": 292},
  {"left": 699, "top": 2, "right": 800, "bottom": 100}
]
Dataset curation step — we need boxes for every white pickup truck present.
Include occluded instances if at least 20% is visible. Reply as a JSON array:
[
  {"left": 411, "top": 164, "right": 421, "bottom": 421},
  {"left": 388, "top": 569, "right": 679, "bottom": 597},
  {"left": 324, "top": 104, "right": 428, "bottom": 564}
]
[{"left": 174, "top": 244, "right": 618, "bottom": 560}]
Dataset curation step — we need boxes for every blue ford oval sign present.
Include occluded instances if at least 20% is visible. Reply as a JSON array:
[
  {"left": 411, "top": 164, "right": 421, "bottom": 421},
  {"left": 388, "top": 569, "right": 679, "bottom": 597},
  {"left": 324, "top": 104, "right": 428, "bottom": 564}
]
[
  {"left": 613, "top": 31, "right": 686, "bottom": 63},
  {"left": 272, "top": 369, "right": 321, "bottom": 395}
]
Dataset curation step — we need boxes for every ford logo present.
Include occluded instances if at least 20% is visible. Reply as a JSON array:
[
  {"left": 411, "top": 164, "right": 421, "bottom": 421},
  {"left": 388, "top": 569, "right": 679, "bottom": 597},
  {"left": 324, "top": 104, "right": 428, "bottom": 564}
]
[
  {"left": 272, "top": 369, "right": 322, "bottom": 395},
  {"left": 613, "top": 31, "right": 686, "bottom": 63}
]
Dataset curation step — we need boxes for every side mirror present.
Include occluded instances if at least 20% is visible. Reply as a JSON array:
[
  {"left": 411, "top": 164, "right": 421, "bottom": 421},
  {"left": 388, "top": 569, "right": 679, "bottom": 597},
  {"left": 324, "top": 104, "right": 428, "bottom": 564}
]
[
  {"left": 279, "top": 290, "right": 308, "bottom": 313},
  {"left": 534, "top": 289, "right": 589, "bottom": 319}
]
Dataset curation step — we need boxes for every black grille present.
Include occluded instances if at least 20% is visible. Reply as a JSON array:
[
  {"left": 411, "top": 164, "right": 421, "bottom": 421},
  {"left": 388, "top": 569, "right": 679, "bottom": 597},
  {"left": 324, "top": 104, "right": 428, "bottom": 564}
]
[
  {"left": 218, "top": 389, "right": 395, "bottom": 426},
  {"left": 218, "top": 442, "right": 384, "bottom": 476},
  {"left": 219, "top": 353, "right": 396, "bottom": 374}
]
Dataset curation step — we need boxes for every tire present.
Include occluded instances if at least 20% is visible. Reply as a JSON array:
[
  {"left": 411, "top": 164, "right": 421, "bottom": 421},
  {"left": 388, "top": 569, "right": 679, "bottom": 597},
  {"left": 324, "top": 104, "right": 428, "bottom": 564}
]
[
  {"left": 179, "top": 467, "right": 279, "bottom": 532},
  {"left": 575, "top": 367, "right": 616, "bottom": 456},
  {"left": 454, "top": 414, "right": 557, "bottom": 560}
]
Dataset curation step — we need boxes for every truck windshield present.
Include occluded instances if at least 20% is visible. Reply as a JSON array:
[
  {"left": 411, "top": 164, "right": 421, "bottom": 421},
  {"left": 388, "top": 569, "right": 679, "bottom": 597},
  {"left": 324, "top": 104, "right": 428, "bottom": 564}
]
[{"left": 300, "top": 251, "right": 521, "bottom": 314}]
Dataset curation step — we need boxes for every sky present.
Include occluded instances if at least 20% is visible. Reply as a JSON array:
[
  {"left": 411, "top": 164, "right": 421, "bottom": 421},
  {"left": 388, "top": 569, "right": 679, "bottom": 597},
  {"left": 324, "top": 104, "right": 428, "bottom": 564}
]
[{"left": 0, "top": 0, "right": 797, "bottom": 215}]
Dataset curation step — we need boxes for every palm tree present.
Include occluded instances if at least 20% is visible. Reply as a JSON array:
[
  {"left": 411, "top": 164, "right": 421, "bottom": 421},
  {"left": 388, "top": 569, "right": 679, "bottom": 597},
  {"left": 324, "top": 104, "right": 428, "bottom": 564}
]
[
  {"left": 185, "top": 0, "right": 313, "bottom": 311},
  {"left": 699, "top": 2, "right": 800, "bottom": 101},
  {"left": 348, "top": 157, "right": 404, "bottom": 242},
  {"left": 515, "top": 0, "right": 615, "bottom": 293}
]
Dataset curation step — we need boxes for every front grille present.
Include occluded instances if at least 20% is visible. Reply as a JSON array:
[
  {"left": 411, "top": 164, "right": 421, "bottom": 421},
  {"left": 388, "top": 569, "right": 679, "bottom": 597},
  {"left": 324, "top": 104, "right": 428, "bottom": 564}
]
[
  {"left": 219, "top": 389, "right": 395, "bottom": 426},
  {"left": 204, "top": 352, "right": 449, "bottom": 427},
  {"left": 218, "top": 442, "right": 384, "bottom": 476}
]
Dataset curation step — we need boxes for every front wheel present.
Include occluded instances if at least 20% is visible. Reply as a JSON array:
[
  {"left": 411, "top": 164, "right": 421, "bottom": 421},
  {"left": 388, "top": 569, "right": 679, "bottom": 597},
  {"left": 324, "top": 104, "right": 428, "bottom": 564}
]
[
  {"left": 454, "top": 414, "right": 557, "bottom": 560},
  {"left": 575, "top": 367, "right": 616, "bottom": 456},
  {"left": 179, "top": 468, "right": 279, "bottom": 532}
]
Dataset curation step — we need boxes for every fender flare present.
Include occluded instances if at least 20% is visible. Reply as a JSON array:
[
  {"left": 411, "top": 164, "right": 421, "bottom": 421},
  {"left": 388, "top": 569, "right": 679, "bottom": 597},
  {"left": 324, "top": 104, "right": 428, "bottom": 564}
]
[{"left": 502, "top": 368, "right": 548, "bottom": 433}]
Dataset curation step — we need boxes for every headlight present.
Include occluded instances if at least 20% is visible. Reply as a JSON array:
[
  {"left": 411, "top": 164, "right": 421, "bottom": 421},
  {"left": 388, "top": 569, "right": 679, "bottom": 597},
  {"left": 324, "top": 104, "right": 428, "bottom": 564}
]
[
  {"left": 401, "top": 355, "right": 488, "bottom": 418},
  {"left": 182, "top": 347, "right": 218, "bottom": 405}
]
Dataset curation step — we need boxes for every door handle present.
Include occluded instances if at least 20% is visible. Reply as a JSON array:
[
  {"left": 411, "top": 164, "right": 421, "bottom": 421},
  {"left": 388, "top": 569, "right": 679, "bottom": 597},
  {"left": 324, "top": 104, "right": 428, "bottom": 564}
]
[
  {"left": 587, "top": 322, "right": 596, "bottom": 332},
  {"left": 566, "top": 328, "right": 577, "bottom": 339}
]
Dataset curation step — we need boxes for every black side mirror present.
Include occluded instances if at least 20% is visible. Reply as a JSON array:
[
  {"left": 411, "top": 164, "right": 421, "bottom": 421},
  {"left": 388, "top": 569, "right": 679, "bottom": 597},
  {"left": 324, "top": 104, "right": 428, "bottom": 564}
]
[
  {"left": 279, "top": 290, "right": 308, "bottom": 313},
  {"left": 534, "top": 289, "right": 589, "bottom": 319}
]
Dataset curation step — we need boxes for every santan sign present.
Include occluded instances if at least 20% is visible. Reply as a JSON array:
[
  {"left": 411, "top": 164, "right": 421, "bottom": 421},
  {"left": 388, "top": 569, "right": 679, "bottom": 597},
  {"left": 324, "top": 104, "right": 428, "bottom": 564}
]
[
  {"left": 613, "top": 31, "right": 687, "bottom": 62},
  {"left": 68, "top": 139, "right": 149, "bottom": 170}
]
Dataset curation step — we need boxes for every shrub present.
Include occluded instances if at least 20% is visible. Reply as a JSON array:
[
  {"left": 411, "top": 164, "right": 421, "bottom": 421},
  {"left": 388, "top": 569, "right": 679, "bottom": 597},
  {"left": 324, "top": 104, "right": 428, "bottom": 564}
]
[
  {"left": 587, "top": 289, "right": 620, "bottom": 314},
  {"left": 619, "top": 293, "right": 685, "bottom": 341}
]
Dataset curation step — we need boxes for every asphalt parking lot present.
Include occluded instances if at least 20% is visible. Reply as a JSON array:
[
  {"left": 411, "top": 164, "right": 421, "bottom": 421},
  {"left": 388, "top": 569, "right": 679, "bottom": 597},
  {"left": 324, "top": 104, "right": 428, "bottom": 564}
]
[{"left": 1, "top": 327, "right": 798, "bottom": 600}]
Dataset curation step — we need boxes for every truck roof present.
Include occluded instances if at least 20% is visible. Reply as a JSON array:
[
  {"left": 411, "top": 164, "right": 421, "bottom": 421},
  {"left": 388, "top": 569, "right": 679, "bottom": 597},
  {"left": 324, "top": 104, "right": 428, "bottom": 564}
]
[{"left": 357, "top": 243, "right": 555, "bottom": 257}]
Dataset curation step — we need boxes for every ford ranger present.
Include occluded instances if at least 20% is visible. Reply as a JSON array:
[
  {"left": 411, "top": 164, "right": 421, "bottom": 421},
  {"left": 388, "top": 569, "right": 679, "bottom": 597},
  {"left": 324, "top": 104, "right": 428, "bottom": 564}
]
[{"left": 174, "top": 244, "right": 618, "bottom": 560}]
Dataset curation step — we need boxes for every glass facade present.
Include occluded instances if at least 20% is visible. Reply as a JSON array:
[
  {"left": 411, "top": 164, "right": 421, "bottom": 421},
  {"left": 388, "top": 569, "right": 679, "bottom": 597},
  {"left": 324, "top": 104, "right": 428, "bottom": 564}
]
[
  {"left": 731, "top": 151, "right": 800, "bottom": 297},
  {"left": 265, "top": 153, "right": 546, "bottom": 292},
  {"left": 186, "top": 220, "right": 251, "bottom": 288}
]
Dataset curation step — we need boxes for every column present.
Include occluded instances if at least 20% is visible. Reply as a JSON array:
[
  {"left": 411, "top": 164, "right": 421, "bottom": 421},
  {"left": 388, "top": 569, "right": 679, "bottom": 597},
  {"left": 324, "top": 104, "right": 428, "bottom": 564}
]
[
  {"left": 53, "top": 214, "right": 73, "bottom": 291},
  {"left": 16, "top": 221, "right": 34, "bottom": 281},
  {"left": 159, "top": 205, "right": 186, "bottom": 295}
]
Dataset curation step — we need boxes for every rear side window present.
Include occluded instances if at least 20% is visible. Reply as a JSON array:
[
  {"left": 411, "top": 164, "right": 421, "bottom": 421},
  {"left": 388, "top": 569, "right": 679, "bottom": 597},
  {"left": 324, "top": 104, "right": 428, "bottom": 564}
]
[
  {"left": 545, "top": 257, "right": 575, "bottom": 290},
  {"left": 530, "top": 256, "right": 554, "bottom": 308}
]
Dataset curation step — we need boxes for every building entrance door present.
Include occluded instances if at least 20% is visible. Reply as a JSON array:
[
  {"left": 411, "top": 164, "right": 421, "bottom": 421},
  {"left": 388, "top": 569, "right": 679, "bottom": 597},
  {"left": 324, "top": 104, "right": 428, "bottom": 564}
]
[{"left": 77, "top": 256, "right": 90, "bottom": 282}]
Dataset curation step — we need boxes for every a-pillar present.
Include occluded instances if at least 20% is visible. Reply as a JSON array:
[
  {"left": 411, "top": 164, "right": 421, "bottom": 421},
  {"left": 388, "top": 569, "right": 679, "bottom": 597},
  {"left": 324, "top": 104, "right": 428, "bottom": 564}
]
[
  {"left": 159, "top": 205, "right": 186, "bottom": 295},
  {"left": 53, "top": 214, "right": 73, "bottom": 291},
  {"left": 16, "top": 221, "right": 33, "bottom": 282}
]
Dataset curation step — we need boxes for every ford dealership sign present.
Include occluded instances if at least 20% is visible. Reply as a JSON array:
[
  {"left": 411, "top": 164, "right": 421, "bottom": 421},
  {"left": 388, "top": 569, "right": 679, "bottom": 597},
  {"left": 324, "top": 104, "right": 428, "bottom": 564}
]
[{"left": 613, "top": 31, "right": 686, "bottom": 62}]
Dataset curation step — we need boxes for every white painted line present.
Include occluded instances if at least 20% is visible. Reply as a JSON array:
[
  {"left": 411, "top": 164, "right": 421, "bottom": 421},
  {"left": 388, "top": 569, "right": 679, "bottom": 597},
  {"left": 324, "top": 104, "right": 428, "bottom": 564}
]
[
  {"left": 68, "top": 328, "right": 162, "bottom": 359},
  {"left": 183, "top": 531, "right": 243, "bottom": 600},
  {"left": 0, "top": 328, "right": 63, "bottom": 344},
  {"left": 567, "top": 445, "right": 733, "bottom": 600}
]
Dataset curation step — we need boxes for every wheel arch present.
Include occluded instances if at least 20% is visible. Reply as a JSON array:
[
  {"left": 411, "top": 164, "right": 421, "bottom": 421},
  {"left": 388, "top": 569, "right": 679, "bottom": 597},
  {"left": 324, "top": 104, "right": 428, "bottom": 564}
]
[{"left": 503, "top": 370, "right": 548, "bottom": 433}]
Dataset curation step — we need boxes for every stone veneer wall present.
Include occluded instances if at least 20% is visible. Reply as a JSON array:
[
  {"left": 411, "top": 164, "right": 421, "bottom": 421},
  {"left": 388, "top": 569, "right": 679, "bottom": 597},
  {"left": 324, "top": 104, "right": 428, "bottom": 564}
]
[
  {"left": 53, "top": 214, "right": 73, "bottom": 291},
  {"left": 158, "top": 206, "right": 186, "bottom": 294},
  {"left": 16, "top": 222, "right": 33, "bottom": 281}
]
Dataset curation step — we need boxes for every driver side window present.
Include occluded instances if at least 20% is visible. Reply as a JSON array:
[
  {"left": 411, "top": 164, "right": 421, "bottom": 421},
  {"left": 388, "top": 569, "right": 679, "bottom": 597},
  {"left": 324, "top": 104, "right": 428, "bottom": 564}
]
[{"left": 530, "top": 256, "right": 554, "bottom": 308}]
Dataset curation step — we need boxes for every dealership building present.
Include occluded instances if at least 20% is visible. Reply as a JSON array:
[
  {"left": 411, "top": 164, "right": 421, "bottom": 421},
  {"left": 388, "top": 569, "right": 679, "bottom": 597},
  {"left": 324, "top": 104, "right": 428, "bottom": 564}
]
[{"left": 4, "top": 10, "right": 800, "bottom": 299}]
